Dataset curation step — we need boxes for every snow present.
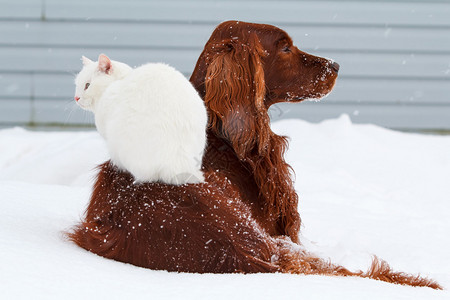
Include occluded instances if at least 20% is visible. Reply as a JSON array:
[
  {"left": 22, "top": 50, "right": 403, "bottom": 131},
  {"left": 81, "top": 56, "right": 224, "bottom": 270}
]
[{"left": 1, "top": 115, "right": 449, "bottom": 299}]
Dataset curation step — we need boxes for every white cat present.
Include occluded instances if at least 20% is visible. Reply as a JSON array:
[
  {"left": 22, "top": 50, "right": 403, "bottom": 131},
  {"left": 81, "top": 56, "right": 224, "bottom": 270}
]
[{"left": 74, "top": 54, "right": 207, "bottom": 185}]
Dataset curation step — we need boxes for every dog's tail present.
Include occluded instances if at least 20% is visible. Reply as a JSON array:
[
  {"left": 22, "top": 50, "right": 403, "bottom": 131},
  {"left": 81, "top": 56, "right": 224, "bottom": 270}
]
[{"left": 274, "top": 237, "right": 442, "bottom": 290}]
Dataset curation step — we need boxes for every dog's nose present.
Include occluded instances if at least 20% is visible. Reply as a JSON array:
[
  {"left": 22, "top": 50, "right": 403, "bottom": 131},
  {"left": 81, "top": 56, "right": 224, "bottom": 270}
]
[{"left": 330, "top": 62, "right": 340, "bottom": 73}]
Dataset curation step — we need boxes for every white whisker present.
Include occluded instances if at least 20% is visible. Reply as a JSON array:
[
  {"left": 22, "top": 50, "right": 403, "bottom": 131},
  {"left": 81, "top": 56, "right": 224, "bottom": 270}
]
[{"left": 63, "top": 100, "right": 78, "bottom": 126}]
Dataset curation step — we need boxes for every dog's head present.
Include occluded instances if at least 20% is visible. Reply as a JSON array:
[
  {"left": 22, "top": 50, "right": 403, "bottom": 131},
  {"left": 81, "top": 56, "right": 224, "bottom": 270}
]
[
  {"left": 190, "top": 20, "right": 339, "bottom": 157},
  {"left": 191, "top": 20, "right": 339, "bottom": 107}
]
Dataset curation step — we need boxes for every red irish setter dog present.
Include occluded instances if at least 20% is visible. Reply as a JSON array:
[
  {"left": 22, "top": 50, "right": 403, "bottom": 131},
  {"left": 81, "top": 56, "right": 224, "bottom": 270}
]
[{"left": 69, "top": 21, "right": 440, "bottom": 289}]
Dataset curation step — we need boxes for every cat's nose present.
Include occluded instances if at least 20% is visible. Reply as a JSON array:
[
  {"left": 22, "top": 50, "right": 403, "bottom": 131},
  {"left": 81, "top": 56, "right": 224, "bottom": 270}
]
[{"left": 74, "top": 96, "right": 80, "bottom": 102}]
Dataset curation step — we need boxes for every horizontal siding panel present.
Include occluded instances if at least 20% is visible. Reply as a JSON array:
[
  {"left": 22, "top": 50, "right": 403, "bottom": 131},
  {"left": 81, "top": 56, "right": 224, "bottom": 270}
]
[
  {"left": 3, "top": 74, "right": 448, "bottom": 106},
  {"left": 327, "top": 51, "right": 450, "bottom": 79},
  {"left": 0, "top": 0, "right": 42, "bottom": 19},
  {"left": 290, "top": 26, "right": 450, "bottom": 53},
  {"left": 44, "top": 0, "right": 450, "bottom": 27},
  {"left": 31, "top": 75, "right": 450, "bottom": 105},
  {"left": 34, "top": 73, "right": 75, "bottom": 101},
  {"left": 0, "top": 47, "right": 200, "bottom": 74},
  {"left": 331, "top": 78, "right": 450, "bottom": 104},
  {"left": 0, "top": 99, "right": 31, "bottom": 123},
  {"left": 0, "top": 21, "right": 211, "bottom": 50},
  {"left": 270, "top": 102, "right": 450, "bottom": 130},
  {"left": 33, "top": 99, "right": 94, "bottom": 125},
  {"left": 30, "top": 75, "right": 450, "bottom": 105},
  {"left": 1, "top": 47, "right": 449, "bottom": 80},
  {"left": 0, "top": 73, "right": 31, "bottom": 98},
  {"left": 25, "top": 98, "right": 450, "bottom": 130},
  {"left": 0, "top": 47, "right": 199, "bottom": 75},
  {"left": 3, "top": 21, "right": 450, "bottom": 53}
]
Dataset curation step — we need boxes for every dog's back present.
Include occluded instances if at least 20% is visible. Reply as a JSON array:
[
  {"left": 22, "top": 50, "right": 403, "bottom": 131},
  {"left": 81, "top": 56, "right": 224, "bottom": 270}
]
[{"left": 69, "top": 162, "right": 278, "bottom": 273}]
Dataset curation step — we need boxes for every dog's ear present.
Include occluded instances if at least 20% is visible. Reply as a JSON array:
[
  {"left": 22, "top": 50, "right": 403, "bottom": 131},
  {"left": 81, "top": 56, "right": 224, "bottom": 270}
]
[{"left": 203, "top": 34, "right": 270, "bottom": 159}]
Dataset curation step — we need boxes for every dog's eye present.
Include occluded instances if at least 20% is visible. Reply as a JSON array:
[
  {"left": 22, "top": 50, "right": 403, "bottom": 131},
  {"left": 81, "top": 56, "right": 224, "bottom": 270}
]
[
  {"left": 84, "top": 83, "right": 90, "bottom": 90},
  {"left": 282, "top": 46, "right": 291, "bottom": 53}
]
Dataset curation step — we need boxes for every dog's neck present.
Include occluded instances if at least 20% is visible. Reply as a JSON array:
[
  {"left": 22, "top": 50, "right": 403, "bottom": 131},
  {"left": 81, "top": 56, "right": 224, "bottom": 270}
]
[{"left": 202, "top": 126, "right": 300, "bottom": 242}]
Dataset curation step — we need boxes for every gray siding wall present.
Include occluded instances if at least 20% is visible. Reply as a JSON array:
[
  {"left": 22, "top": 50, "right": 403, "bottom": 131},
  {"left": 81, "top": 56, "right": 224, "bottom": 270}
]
[{"left": 1, "top": 0, "right": 449, "bottom": 130}]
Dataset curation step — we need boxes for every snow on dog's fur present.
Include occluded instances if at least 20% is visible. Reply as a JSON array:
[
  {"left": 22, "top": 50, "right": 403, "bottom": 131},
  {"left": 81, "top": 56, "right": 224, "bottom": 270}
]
[{"left": 74, "top": 54, "right": 207, "bottom": 184}]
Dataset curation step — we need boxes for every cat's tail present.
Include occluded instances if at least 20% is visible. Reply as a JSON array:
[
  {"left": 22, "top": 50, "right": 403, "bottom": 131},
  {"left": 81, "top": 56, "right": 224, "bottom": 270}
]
[{"left": 274, "top": 237, "right": 442, "bottom": 290}]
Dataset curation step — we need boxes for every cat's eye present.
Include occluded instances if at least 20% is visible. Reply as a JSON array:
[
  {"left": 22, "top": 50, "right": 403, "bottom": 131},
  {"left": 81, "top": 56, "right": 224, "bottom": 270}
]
[{"left": 84, "top": 83, "right": 90, "bottom": 90}]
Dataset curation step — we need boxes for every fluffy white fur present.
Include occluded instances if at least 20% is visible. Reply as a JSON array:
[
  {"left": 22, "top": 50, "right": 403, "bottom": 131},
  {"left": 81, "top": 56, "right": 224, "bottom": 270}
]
[{"left": 74, "top": 54, "right": 207, "bottom": 185}]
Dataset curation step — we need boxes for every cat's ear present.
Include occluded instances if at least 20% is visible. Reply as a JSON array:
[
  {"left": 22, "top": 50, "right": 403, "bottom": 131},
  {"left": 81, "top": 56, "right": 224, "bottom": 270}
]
[
  {"left": 98, "top": 54, "right": 112, "bottom": 74},
  {"left": 81, "top": 56, "right": 93, "bottom": 66}
]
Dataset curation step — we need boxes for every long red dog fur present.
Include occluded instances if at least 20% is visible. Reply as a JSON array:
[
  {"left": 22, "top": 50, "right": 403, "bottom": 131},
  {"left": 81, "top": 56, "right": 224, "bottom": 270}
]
[{"left": 69, "top": 21, "right": 441, "bottom": 289}]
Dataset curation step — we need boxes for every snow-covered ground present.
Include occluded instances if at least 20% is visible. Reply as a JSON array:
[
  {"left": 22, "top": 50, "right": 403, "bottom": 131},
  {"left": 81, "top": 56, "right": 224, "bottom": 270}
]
[{"left": 1, "top": 115, "right": 449, "bottom": 299}]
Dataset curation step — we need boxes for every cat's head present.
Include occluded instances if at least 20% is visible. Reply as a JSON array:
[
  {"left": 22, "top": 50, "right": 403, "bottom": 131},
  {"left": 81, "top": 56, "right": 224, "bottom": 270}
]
[{"left": 74, "top": 54, "right": 131, "bottom": 112}]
